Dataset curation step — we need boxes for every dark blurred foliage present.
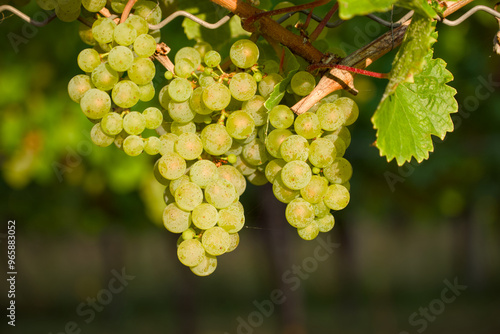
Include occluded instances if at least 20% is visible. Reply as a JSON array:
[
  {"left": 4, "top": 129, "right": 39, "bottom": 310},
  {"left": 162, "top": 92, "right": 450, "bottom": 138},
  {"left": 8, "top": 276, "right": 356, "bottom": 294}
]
[{"left": 0, "top": 1, "right": 499, "bottom": 334}]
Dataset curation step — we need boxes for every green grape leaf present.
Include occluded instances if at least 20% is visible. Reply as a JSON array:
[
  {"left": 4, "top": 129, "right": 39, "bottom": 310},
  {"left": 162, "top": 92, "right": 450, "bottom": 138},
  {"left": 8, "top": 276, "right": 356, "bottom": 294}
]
[
  {"left": 372, "top": 51, "right": 458, "bottom": 165},
  {"left": 264, "top": 47, "right": 300, "bottom": 110},
  {"left": 384, "top": 14, "right": 437, "bottom": 96},
  {"left": 397, "top": 0, "right": 436, "bottom": 18},
  {"left": 338, "top": 0, "right": 396, "bottom": 20}
]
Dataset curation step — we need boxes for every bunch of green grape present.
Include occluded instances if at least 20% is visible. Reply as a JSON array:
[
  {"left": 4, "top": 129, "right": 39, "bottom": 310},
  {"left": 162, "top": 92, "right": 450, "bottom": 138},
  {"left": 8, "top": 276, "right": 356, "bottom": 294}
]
[{"left": 60, "top": 0, "right": 358, "bottom": 275}]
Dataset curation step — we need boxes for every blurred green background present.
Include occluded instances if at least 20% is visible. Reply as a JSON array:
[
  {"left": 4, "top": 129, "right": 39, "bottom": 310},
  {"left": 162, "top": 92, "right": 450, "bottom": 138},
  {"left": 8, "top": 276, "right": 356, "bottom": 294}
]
[{"left": 1, "top": 0, "right": 499, "bottom": 333}]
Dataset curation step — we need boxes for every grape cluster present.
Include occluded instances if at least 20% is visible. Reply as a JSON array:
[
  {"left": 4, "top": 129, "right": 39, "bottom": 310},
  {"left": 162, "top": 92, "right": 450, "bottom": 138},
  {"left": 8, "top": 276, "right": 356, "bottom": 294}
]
[{"left": 63, "top": 0, "right": 358, "bottom": 275}]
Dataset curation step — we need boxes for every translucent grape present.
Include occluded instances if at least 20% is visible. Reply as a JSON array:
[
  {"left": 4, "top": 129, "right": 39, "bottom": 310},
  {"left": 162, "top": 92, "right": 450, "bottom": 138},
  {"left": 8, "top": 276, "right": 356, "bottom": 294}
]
[
  {"left": 175, "top": 133, "right": 203, "bottom": 160},
  {"left": 265, "top": 159, "right": 286, "bottom": 183},
  {"left": 92, "top": 17, "right": 116, "bottom": 44},
  {"left": 112, "top": 80, "right": 140, "bottom": 108},
  {"left": 123, "top": 135, "right": 144, "bottom": 156},
  {"left": 68, "top": 74, "right": 92, "bottom": 103},
  {"left": 134, "top": 0, "right": 162, "bottom": 25},
  {"left": 177, "top": 239, "right": 205, "bottom": 267},
  {"left": 128, "top": 58, "right": 155, "bottom": 85},
  {"left": 55, "top": 6, "right": 81, "bottom": 22},
  {"left": 174, "top": 58, "right": 195, "bottom": 78},
  {"left": 81, "top": 0, "right": 105, "bottom": 12},
  {"left": 101, "top": 112, "right": 123, "bottom": 136},
  {"left": 78, "top": 22, "right": 96, "bottom": 46},
  {"left": 190, "top": 254, "right": 217, "bottom": 276},
  {"left": 272, "top": 172, "right": 299, "bottom": 203},
  {"left": 258, "top": 73, "right": 283, "bottom": 98},
  {"left": 269, "top": 105, "right": 294, "bottom": 129},
  {"left": 77, "top": 48, "right": 101, "bottom": 72},
  {"left": 110, "top": 0, "right": 127, "bottom": 13},
  {"left": 309, "top": 138, "right": 336, "bottom": 168},
  {"left": 138, "top": 82, "right": 155, "bottom": 102},
  {"left": 281, "top": 160, "right": 312, "bottom": 190},
  {"left": 202, "top": 82, "right": 231, "bottom": 111},
  {"left": 334, "top": 97, "right": 359, "bottom": 126},
  {"left": 323, "top": 184, "right": 350, "bottom": 210},
  {"left": 182, "top": 228, "right": 197, "bottom": 240},
  {"left": 280, "top": 135, "right": 309, "bottom": 162},
  {"left": 300, "top": 175, "right": 328, "bottom": 204},
  {"left": 316, "top": 213, "right": 335, "bottom": 233},
  {"left": 144, "top": 136, "right": 161, "bottom": 155},
  {"left": 217, "top": 165, "right": 246, "bottom": 196},
  {"left": 247, "top": 170, "right": 268, "bottom": 186},
  {"left": 202, "top": 226, "right": 230, "bottom": 256},
  {"left": 204, "top": 178, "right": 237, "bottom": 209},
  {"left": 226, "top": 110, "right": 255, "bottom": 140},
  {"left": 171, "top": 121, "right": 196, "bottom": 135},
  {"left": 143, "top": 107, "right": 163, "bottom": 129},
  {"left": 294, "top": 112, "right": 321, "bottom": 139},
  {"left": 285, "top": 198, "right": 315, "bottom": 228},
  {"left": 192, "top": 203, "right": 218, "bottom": 230},
  {"left": 175, "top": 181, "right": 203, "bottom": 211},
  {"left": 230, "top": 39, "right": 259, "bottom": 69},
  {"left": 233, "top": 156, "right": 257, "bottom": 176},
  {"left": 198, "top": 73, "right": 215, "bottom": 88},
  {"left": 218, "top": 204, "right": 245, "bottom": 233},
  {"left": 158, "top": 85, "right": 171, "bottom": 109},
  {"left": 189, "top": 160, "right": 217, "bottom": 188},
  {"left": 158, "top": 152, "right": 187, "bottom": 180},
  {"left": 229, "top": 72, "right": 257, "bottom": 101},
  {"left": 90, "top": 123, "right": 114, "bottom": 147},
  {"left": 169, "top": 175, "right": 190, "bottom": 195},
  {"left": 168, "top": 101, "right": 196, "bottom": 123},
  {"left": 242, "top": 139, "right": 268, "bottom": 166},
  {"left": 134, "top": 33, "right": 157, "bottom": 57},
  {"left": 200, "top": 124, "right": 232, "bottom": 156},
  {"left": 323, "top": 157, "right": 353, "bottom": 184},
  {"left": 91, "top": 63, "right": 119, "bottom": 91},
  {"left": 190, "top": 87, "right": 213, "bottom": 115},
  {"left": 226, "top": 233, "right": 239, "bottom": 253},
  {"left": 163, "top": 203, "right": 191, "bottom": 233},
  {"left": 241, "top": 95, "right": 268, "bottom": 126},
  {"left": 313, "top": 200, "right": 330, "bottom": 218},
  {"left": 298, "top": 221, "right": 320, "bottom": 240},
  {"left": 175, "top": 47, "right": 202, "bottom": 69},
  {"left": 317, "top": 102, "right": 345, "bottom": 131},
  {"left": 265, "top": 129, "right": 292, "bottom": 159},
  {"left": 168, "top": 77, "right": 193, "bottom": 102},
  {"left": 108, "top": 45, "right": 134, "bottom": 72},
  {"left": 123, "top": 111, "right": 146, "bottom": 135},
  {"left": 290, "top": 71, "right": 316, "bottom": 96},
  {"left": 326, "top": 126, "right": 351, "bottom": 147},
  {"left": 204, "top": 50, "right": 221, "bottom": 68},
  {"left": 159, "top": 133, "right": 178, "bottom": 155},
  {"left": 80, "top": 89, "right": 111, "bottom": 119},
  {"left": 125, "top": 14, "right": 149, "bottom": 35}
]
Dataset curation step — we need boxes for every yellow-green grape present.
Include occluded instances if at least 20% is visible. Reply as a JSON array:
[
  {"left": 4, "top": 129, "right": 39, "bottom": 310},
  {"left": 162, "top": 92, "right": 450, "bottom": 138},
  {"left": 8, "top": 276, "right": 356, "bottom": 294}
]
[
  {"left": 175, "top": 46, "right": 202, "bottom": 69},
  {"left": 334, "top": 97, "right": 359, "bottom": 126},
  {"left": 123, "top": 111, "right": 146, "bottom": 135},
  {"left": 175, "top": 182, "right": 203, "bottom": 211},
  {"left": 78, "top": 22, "right": 96, "bottom": 46},
  {"left": 36, "top": 0, "right": 57, "bottom": 10},
  {"left": 230, "top": 39, "right": 259, "bottom": 69},
  {"left": 247, "top": 170, "right": 268, "bottom": 186},
  {"left": 55, "top": 5, "right": 81, "bottom": 22},
  {"left": 128, "top": 58, "right": 156, "bottom": 85},
  {"left": 175, "top": 59, "right": 195, "bottom": 78},
  {"left": 168, "top": 77, "right": 193, "bottom": 102},
  {"left": 323, "top": 184, "right": 350, "bottom": 210},
  {"left": 316, "top": 213, "right": 335, "bottom": 232},
  {"left": 226, "top": 233, "right": 239, "bottom": 253},
  {"left": 285, "top": 197, "right": 315, "bottom": 228},
  {"left": 202, "top": 226, "right": 230, "bottom": 256},
  {"left": 134, "top": 34, "right": 157, "bottom": 58},
  {"left": 298, "top": 221, "right": 320, "bottom": 240},
  {"left": 242, "top": 139, "right": 269, "bottom": 166},
  {"left": 204, "top": 50, "right": 221, "bottom": 68},
  {"left": 101, "top": 112, "right": 123, "bottom": 136},
  {"left": 92, "top": 17, "right": 116, "bottom": 44},
  {"left": 90, "top": 123, "right": 114, "bottom": 147},
  {"left": 269, "top": 105, "right": 294, "bottom": 129},
  {"left": 300, "top": 175, "right": 328, "bottom": 204},
  {"left": 294, "top": 112, "right": 321, "bottom": 139},
  {"left": 290, "top": 71, "right": 316, "bottom": 96},
  {"left": 204, "top": 178, "right": 237, "bottom": 209},
  {"left": 123, "top": 135, "right": 144, "bottom": 156},
  {"left": 159, "top": 133, "right": 178, "bottom": 155},
  {"left": 182, "top": 228, "right": 197, "bottom": 240},
  {"left": 192, "top": 203, "right": 219, "bottom": 230},
  {"left": 189, "top": 160, "right": 217, "bottom": 189},
  {"left": 177, "top": 239, "right": 205, "bottom": 267},
  {"left": 280, "top": 134, "right": 309, "bottom": 162},
  {"left": 309, "top": 138, "right": 336, "bottom": 168},
  {"left": 233, "top": 156, "right": 257, "bottom": 176},
  {"left": 323, "top": 157, "right": 353, "bottom": 184},
  {"left": 108, "top": 46, "right": 134, "bottom": 72},
  {"left": 265, "top": 129, "right": 292, "bottom": 159},
  {"left": 169, "top": 175, "right": 190, "bottom": 195},
  {"left": 313, "top": 200, "right": 330, "bottom": 218},
  {"left": 158, "top": 152, "right": 187, "bottom": 180},
  {"left": 68, "top": 74, "right": 93, "bottom": 103},
  {"left": 144, "top": 136, "right": 161, "bottom": 155},
  {"left": 171, "top": 121, "right": 196, "bottom": 135},
  {"left": 316, "top": 102, "right": 346, "bottom": 131},
  {"left": 134, "top": 0, "right": 162, "bottom": 25},
  {"left": 200, "top": 124, "right": 232, "bottom": 156},
  {"left": 112, "top": 80, "right": 140, "bottom": 108},
  {"left": 217, "top": 165, "right": 247, "bottom": 196},
  {"left": 258, "top": 73, "right": 283, "bottom": 99},
  {"left": 242, "top": 95, "right": 268, "bottom": 126},
  {"left": 138, "top": 82, "right": 155, "bottom": 102},
  {"left": 81, "top": 0, "right": 105, "bottom": 12},
  {"left": 280, "top": 160, "right": 312, "bottom": 190},
  {"left": 174, "top": 133, "right": 203, "bottom": 160},
  {"left": 190, "top": 254, "right": 217, "bottom": 276},
  {"left": 125, "top": 14, "right": 149, "bottom": 35},
  {"left": 229, "top": 72, "right": 257, "bottom": 101},
  {"left": 217, "top": 204, "right": 245, "bottom": 233},
  {"left": 168, "top": 101, "right": 196, "bottom": 123},
  {"left": 163, "top": 203, "right": 191, "bottom": 233},
  {"left": 190, "top": 87, "right": 212, "bottom": 115},
  {"left": 272, "top": 172, "right": 299, "bottom": 203},
  {"left": 91, "top": 63, "right": 119, "bottom": 91},
  {"left": 265, "top": 159, "right": 286, "bottom": 183},
  {"left": 77, "top": 48, "right": 101, "bottom": 72},
  {"left": 203, "top": 82, "right": 231, "bottom": 111},
  {"left": 194, "top": 41, "right": 212, "bottom": 58},
  {"left": 80, "top": 89, "right": 111, "bottom": 119}
]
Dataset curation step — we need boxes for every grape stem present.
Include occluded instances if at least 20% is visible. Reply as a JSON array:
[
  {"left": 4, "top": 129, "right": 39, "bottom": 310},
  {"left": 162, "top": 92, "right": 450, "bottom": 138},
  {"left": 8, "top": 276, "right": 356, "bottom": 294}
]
[
  {"left": 309, "top": 2, "right": 338, "bottom": 42},
  {"left": 154, "top": 42, "right": 175, "bottom": 73},
  {"left": 307, "top": 63, "right": 389, "bottom": 79},
  {"left": 120, "top": 0, "right": 137, "bottom": 24}
]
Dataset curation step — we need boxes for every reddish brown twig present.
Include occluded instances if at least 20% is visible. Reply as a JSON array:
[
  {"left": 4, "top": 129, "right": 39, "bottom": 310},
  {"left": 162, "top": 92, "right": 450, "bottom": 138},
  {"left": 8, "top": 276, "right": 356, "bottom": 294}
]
[
  {"left": 309, "top": 2, "right": 338, "bottom": 41},
  {"left": 120, "top": 0, "right": 137, "bottom": 24},
  {"left": 308, "top": 63, "right": 389, "bottom": 79}
]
